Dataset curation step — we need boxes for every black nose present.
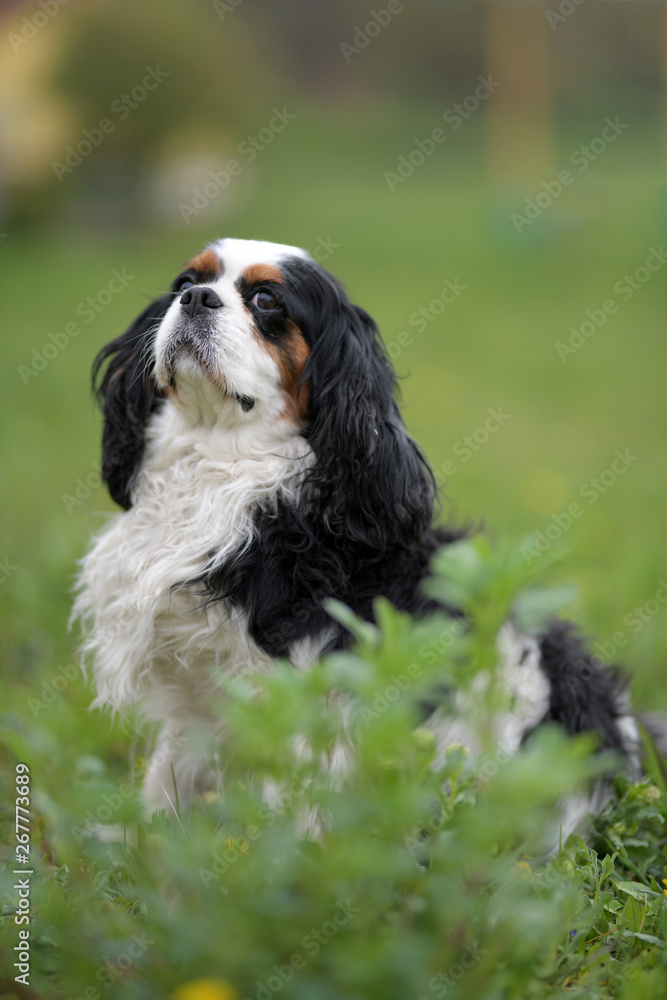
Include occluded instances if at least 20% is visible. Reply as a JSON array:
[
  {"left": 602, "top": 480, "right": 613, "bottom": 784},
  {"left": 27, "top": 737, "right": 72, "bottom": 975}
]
[{"left": 180, "top": 286, "right": 223, "bottom": 317}]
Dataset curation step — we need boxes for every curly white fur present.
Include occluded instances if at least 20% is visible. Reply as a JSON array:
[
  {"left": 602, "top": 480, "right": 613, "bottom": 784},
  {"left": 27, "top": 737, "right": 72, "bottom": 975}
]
[{"left": 73, "top": 405, "right": 313, "bottom": 810}]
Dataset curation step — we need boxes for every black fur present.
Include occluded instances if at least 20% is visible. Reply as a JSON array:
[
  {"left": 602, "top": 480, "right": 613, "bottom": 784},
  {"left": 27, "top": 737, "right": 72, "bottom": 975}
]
[
  {"left": 196, "top": 257, "right": 460, "bottom": 655},
  {"left": 536, "top": 620, "right": 629, "bottom": 752},
  {"left": 94, "top": 249, "right": 641, "bottom": 768},
  {"left": 285, "top": 258, "right": 435, "bottom": 554},
  {"left": 93, "top": 293, "right": 172, "bottom": 509},
  {"left": 207, "top": 511, "right": 464, "bottom": 658}
]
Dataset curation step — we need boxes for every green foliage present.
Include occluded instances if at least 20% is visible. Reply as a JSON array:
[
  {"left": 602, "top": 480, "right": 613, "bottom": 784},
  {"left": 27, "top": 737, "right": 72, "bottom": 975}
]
[
  {"left": 1, "top": 540, "right": 666, "bottom": 999},
  {"left": 1, "top": 81, "right": 665, "bottom": 998},
  {"left": 52, "top": 0, "right": 267, "bottom": 150}
]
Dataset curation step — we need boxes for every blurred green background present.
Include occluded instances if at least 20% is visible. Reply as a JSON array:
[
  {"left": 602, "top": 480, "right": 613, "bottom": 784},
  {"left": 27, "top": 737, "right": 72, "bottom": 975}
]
[{"left": 0, "top": 0, "right": 665, "bottom": 712}]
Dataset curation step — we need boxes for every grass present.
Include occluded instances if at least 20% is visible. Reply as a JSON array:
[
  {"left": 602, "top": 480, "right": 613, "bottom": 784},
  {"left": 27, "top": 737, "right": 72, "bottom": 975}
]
[
  {"left": 3, "top": 538, "right": 667, "bottom": 999},
  {"left": 1, "top": 110, "right": 666, "bottom": 997}
]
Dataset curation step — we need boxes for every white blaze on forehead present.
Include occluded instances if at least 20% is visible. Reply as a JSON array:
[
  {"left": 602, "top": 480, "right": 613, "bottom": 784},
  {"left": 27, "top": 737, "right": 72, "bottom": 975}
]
[
  {"left": 210, "top": 237, "right": 311, "bottom": 275},
  {"left": 154, "top": 237, "right": 313, "bottom": 422}
]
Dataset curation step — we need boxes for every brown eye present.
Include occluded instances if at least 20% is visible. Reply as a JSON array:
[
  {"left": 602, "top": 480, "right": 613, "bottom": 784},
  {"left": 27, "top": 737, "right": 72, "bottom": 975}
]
[
  {"left": 175, "top": 275, "right": 195, "bottom": 292},
  {"left": 252, "top": 289, "right": 279, "bottom": 311}
]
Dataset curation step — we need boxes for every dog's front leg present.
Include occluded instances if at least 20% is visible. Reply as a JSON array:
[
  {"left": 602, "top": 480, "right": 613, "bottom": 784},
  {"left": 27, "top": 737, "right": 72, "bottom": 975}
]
[{"left": 142, "top": 722, "right": 220, "bottom": 817}]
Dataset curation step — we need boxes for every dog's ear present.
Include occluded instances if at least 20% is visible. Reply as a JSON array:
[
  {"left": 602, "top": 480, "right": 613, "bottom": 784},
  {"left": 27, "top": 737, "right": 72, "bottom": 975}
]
[
  {"left": 301, "top": 276, "right": 435, "bottom": 555},
  {"left": 93, "top": 294, "right": 172, "bottom": 509}
]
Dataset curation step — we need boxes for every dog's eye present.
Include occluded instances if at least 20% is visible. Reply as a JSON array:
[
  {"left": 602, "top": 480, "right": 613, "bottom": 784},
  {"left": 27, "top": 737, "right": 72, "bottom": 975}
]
[
  {"left": 175, "top": 275, "right": 196, "bottom": 292},
  {"left": 252, "top": 290, "right": 279, "bottom": 311}
]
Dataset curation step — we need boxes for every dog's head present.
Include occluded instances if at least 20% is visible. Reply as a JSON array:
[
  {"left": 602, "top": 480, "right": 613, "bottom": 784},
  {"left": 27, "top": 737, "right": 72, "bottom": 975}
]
[{"left": 95, "top": 237, "right": 434, "bottom": 551}]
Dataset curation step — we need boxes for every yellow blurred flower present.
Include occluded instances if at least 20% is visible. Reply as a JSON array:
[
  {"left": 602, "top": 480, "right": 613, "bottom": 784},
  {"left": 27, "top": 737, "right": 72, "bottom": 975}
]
[
  {"left": 173, "top": 978, "right": 239, "bottom": 1000},
  {"left": 224, "top": 836, "right": 249, "bottom": 854},
  {"left": 515, "top": 861, "right": 532, "bottom": 876}
]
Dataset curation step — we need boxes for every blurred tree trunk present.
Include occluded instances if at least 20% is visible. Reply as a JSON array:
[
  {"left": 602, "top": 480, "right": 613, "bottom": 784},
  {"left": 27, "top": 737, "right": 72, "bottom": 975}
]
[{"left": 484, "top": 0, "right": 555, "bottom": 190}]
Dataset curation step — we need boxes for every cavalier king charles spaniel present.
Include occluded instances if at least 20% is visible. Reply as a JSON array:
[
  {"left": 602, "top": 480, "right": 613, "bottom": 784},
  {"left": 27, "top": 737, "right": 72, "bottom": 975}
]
[{"left": 74, "top": 237, "right": 656, "bottom": 826}]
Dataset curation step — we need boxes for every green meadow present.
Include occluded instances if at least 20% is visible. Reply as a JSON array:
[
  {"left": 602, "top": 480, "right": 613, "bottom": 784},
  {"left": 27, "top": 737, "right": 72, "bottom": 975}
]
[
  {"left": 2, "top": 112, "right": 665, "bottom": 706},
  {"left": 1, "top": 110, "right": 666, "bottom": 999}
]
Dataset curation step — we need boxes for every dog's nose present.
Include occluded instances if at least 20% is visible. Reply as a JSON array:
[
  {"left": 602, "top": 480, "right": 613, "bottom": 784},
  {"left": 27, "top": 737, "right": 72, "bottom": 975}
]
[{"left": 180, "top": 286, "right": 223, "bottom": 316}]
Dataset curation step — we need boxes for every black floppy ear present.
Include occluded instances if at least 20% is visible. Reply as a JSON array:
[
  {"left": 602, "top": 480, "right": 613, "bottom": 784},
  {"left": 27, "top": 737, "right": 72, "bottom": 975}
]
[
  {"left": 300, "top": 273, "right": 435, "bottom": 554},
  {"left": 93, "top": 294, "right": 172, "bottom": 510}
]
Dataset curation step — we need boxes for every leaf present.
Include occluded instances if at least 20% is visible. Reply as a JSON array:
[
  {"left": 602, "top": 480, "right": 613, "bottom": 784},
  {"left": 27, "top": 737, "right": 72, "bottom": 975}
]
[
  {"left": 599, "top": 853, "right": 617, "bottom": 882},
  {"left": 323, "top": 598, "right": 379, "bottom": 646},
  {"left": 512, "top": 584, "right": 578, "bottom": 634},
  {"left": 620, "top": 931, "right": 664, "bottom": 947},
  {"left": 613, "top": 880, "right": 661, "bottom": 900}
]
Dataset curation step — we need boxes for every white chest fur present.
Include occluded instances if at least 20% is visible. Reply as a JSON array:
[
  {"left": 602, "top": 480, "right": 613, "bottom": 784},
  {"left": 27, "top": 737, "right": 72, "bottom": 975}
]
[{"left": 73, "top": 407, "right": 313, "bottom": 717}]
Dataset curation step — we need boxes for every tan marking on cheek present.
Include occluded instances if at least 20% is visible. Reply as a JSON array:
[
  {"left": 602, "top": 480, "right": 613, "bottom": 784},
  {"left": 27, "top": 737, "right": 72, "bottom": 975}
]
[
  {"left": 281, "top": 325, "right": 310, "bottom": 422},
  {"left": 187, "top": 248, "right": 223, "bottom": 280},
  {"left": 253, "top": 321, "right": 310, "bottom": 423},
  {"left": 241, "top": 263, "right": 283, "bottom": 285}
]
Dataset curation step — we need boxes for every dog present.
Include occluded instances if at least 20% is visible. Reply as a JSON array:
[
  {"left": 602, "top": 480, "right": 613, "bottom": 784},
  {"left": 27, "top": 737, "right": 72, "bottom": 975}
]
[{"left": 73, "top": 237, "right": 653, "bottom": 826}]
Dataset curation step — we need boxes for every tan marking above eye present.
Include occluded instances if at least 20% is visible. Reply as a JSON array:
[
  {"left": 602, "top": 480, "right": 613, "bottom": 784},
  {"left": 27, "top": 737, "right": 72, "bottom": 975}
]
[
  {"left": 241, "top": 263, "right": 283, "bottom": 286},
  {"left": 187, "top": 248, "right": 223, "bottom": 279}
]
